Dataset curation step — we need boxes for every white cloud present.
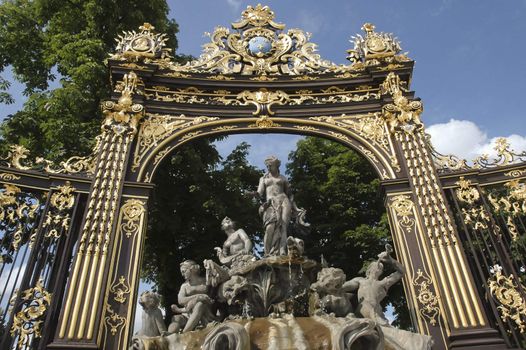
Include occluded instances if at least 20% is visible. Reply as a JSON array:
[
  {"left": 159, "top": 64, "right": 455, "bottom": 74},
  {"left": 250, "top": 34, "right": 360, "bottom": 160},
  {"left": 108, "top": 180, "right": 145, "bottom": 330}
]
[
  {"left": 226, "top": 0, "right": 242, "bottom": 12},
  {"left": 427, "top": 118, "right": 526, "bottom": 162}
]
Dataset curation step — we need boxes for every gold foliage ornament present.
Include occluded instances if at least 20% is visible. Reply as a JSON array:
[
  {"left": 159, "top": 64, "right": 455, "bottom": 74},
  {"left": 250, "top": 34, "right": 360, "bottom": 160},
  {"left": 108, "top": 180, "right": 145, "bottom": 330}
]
[
  {"left": 110, "top": 276, "right": 130, "bottom": 304},
  {"left": 237, "top": 88, "right": 288, "bottom": 115},
  {"left": 473, "top": 138, "right": 526, "bottom": 169},
  {"left": 455, "top": 177, "right": 480, "bottom": 205},
  {"left": 488, "top": 264, "right": 526, "bottom": 333},
  {"left": 0, "top": 143, "right": 96, "bottom": 176},
  {"left": 0, "top": 184, "right": 40, "bottom": 252},
  {"left": 132, "top": 114, "right": 218, "bottom": 171},
  {"left": 431, "top": 137, "right": 526, "bottom": 173},
  {"left": 43, "top": 182, "right": 76, "bottom": 239},
  {"left": 488, "top": 179, "right": 526, "bottom": 216},
  {"left": 105, "top": 304, "right": 126, "bottom": 336},
  {"left": 380, "top": 73, "right": 423, "bottom": 134},
  {"left": 10, "top": 279, "right": 52, "bottom": 349}
]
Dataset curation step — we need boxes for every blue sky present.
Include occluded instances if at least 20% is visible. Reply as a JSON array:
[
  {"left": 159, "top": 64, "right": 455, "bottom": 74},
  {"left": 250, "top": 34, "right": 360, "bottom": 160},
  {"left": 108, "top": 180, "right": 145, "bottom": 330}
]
[
  {"left": 167, "top": 0, "right": 526, "bottom": 165},
  {"left": 3, "top": 1, "right": 525, "bottom": 166}
]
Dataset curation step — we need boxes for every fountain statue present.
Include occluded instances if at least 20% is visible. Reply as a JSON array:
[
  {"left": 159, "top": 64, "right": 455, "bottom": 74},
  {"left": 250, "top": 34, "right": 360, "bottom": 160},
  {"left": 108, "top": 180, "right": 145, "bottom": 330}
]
[
  {"left": 130, "top": 156, "right": 433, "bottom": 350},
  {"left": 255, "top": 155, "right": 310, "bottom": 256},
  {"left": 167, "top": 260, "right": 216, "bottom": 333}
]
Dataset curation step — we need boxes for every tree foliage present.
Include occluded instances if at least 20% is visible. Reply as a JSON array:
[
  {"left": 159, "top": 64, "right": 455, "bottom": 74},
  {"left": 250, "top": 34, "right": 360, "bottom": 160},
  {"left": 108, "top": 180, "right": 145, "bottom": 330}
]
[{"left": 0, "top": 0, "right": 180, "bottom": 160}]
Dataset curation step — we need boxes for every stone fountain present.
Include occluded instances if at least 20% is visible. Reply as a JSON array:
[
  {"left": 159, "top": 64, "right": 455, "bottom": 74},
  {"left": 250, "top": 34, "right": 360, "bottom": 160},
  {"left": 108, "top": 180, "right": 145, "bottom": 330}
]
[{"left": 130, "top": 156, "right": 433, "bottom": 350}]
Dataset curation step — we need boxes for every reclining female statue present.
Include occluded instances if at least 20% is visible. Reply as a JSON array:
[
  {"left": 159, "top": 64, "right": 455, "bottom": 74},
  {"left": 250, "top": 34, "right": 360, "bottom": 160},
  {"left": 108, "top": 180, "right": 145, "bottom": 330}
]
[{"left": 214, "top": 216, "right": 253, "bottom": 267}]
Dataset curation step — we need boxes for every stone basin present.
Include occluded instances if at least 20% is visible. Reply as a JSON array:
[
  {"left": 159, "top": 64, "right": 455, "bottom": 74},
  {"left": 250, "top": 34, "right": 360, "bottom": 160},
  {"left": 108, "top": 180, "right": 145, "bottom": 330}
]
[{"left": 131, "top": 314, "right": 433, "bottom": 350}]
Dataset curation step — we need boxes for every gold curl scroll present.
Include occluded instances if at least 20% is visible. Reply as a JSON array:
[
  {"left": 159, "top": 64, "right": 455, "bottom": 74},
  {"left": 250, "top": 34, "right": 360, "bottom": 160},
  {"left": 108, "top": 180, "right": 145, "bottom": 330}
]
[
  {"left": 10, "top": 279, "right": 52, "bottom": 349},
  {"left": 120, "top": 199, "right": 146, "bottom": 238},
  {"left": 488, "top": 266, "right": 526, "bottom": 333},
  {"left": 413, "top": 269, "right": 440, "bottom": 326}
]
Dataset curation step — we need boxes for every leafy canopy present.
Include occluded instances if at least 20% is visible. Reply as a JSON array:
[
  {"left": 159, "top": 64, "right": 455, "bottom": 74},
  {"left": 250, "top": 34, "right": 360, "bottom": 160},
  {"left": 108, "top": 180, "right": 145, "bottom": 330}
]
[{"left": 0, "top": 0, "right": 180, "bottom": 160}]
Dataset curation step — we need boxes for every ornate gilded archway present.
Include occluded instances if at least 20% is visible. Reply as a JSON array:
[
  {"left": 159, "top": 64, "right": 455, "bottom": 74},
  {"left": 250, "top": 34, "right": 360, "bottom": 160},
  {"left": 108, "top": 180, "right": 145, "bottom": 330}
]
[{"left": 0, "top": 5, "right": 524, "bottom": 350}]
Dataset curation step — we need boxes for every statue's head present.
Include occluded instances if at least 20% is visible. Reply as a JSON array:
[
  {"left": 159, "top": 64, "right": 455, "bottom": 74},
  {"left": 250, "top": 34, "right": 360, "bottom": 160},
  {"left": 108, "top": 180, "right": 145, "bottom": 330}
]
[
  {"left": 264, "top": 155, "right": 281, "bottom": 172},
  {"left": 312, "top": 267, "right": 346, "bottom": 292},
  {"left": 366, "top": 261, "right": 384, "bottom": 279},
  {"left": 139, "top": 291, "right": 160, "bottom": 310},
  {"left": 180, "top": 260, "right": 200, "bottom": 279},
  {"left": 221, "top": 216, "right": 235, "bottom": 231}
]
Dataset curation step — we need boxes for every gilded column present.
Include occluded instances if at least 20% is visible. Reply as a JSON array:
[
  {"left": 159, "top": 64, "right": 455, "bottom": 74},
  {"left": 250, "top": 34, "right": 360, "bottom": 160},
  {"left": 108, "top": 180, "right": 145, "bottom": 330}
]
[
  {"left": 54, "top": 71, "right": 144, "bottom": 345},
  {"left": 382, "top": 73, "right": 505, "bottom": 349}
]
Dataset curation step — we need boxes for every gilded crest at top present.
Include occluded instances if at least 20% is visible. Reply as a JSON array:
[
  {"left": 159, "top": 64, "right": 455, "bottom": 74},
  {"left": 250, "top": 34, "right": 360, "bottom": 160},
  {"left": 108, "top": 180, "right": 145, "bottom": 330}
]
[{"left": 167, "top": 4, "right": 349, "bottom": 75}]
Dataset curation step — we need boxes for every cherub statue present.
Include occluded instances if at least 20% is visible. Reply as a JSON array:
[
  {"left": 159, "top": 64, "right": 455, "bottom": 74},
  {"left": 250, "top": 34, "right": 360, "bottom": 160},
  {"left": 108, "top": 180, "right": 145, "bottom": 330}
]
[
  {"left": 342, "top": 244, "right": 405, "bottom": 326},
  {"left": 168, "top": 260, "right": 216, "bottom": 333},
  {"left": 136, "top": 291, "right": 167, "bottom": 337},
  {"left": 310, "top": 267, "right": 353, "bottom": 317}
]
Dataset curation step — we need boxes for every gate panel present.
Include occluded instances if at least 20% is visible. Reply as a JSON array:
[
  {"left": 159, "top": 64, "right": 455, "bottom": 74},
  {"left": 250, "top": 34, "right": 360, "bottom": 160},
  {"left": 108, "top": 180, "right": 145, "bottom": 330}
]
[
  {"left": 444, "top": 170, "right": 526, "bottom": 349},
  {"left": 0, "top": 178, "right": 83, "bottom": 350}
]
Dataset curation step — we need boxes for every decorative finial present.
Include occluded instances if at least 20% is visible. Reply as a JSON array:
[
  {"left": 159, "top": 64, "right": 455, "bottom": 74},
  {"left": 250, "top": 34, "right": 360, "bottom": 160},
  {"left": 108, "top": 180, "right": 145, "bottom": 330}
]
[
  {"left": 111, "top": 22, "right": 170, "bottom": 61},
  {"left": 347, "top": 23, "right": 408, "bottom": 65},
  {"left": 361, "top": 23, "right": 375, "bottom": 34},
  {"left": 233, "top": 4, "right": 285, "bottom": 29}
]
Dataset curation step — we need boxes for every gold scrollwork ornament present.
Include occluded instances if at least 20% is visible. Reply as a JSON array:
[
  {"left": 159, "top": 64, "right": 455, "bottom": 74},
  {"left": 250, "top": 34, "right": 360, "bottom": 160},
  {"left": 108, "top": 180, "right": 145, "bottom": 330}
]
[
  {"left": 121, "top": 199, "right": 146, "bottom": 238},
  {"left": 455, "top": 177, "right": 480, "bottom": 205},
  {"left": 111, "top": 22, "right": 170, "bottom": 61},
  {"left": 155, "top": 4, "right": 354, "bottom": 75},
  {"left": 102, "top": 71, "right": 144, "bottom": 135},
  {"left": 248, "top": 115, "right": 281, "bottom": 129},
  {"left": 50, "top": 182, "right": 76, "bottom": 211},
  {"left": 347, "top": 23, "right": 409, "bottom": 65},
  {"left": 390, "top": 195, "right": 415, "bottom": 228},
  {"left": 110, "top": 276, "right": 131, "bottom": 304},
  {"left": 0, "top": 184, "right": 40, "bottom": 251},
  {"left": 381, "top": 73, "right": 423, "bottom": 134},
  {"left": 10, "top": 279, "right": 52, "bottom": 348},
  {"left": 413, "top": 269, "right": 440, "bottom": 326},
  {"left": 105, "top": 304, "right": 126, "bottom": 336},
  {"left": 488, "top": 265, "right": 526, "bottom": 333},
  {"left": 0, "top": 172, "right": 21, "bottom": 181},
  {"left": 237, "top": 88, "right": 289, "bottom": 115}
]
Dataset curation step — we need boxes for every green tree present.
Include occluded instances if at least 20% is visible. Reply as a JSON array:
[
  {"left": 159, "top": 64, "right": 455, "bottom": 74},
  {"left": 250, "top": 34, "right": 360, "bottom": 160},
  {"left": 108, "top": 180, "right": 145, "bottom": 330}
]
[
  {"left": 142, "top": 140, "right": 263, "bottom": 322},
  {"left": 0, "top": 0, "right": 181, "bottom": 160},
  {"left": 286, "top": 136, "right": 411, "bottom": 328}
]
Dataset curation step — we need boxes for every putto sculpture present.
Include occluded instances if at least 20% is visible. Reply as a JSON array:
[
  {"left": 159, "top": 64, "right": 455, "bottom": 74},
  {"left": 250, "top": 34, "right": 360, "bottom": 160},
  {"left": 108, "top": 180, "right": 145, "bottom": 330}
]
[
  {"left": 168, "top": 260, "right": 216, "bottom": 333},
  {"left": 131, "top": 157, "right": 433, "bottom": 350}
]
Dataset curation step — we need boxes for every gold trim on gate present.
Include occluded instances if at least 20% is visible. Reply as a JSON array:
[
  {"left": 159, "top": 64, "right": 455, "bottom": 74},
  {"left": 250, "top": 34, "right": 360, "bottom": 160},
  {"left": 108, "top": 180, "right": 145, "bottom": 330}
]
[
  {"left": 10, "top": 279, "right": 52, "bottom": 349},
  {"left": 488, "top": 265, "right": 526, "bottom": 333}
]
